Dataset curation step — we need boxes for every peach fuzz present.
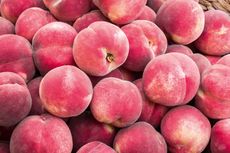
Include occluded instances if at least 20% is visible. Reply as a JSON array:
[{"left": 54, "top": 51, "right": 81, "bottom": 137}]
[
  {"left": 69, "top": 112, "right": 116, "bottom": 152},
  {"left": 0, "top": 17, "right": 14, "bottom": 35},
  {"left": 137, "top": 6, "right": 156, "bottom": 22},
  {"left": 40, "top": 65, "right": 93, "bottom": 118},
  {"left": 161, "top": 105, "right": 211, "bottom": 153},
  {"left": 76, "top": 141, "right": 116, "bottom": 153},
  {"left": 44, "top": 0, "right": 91, "bottom": 22},
  {"left": 0, "top": 72, "right": 31, "bottom": 127},
  {"left": 15, "top": 7, "right": 56, "bottom": 41},
  {"left": 32, "top": 22, "right": 77, "bottom": 75},
  {"left": 143, "top": 52, "right": 200, "bottom": 106},
  {"left": 114, "top": 122, "right": 167, "bottom": 153},
  {"left": 73, "top": 10, "right": 108, "bottom": 32},
  {"left": 10, "top": 114, "right": 73, "bottom": 153},
  {"left": 195, "top": 10, "right": 230, "bottom": 56},
  {"left": 90, "top": 77, "right": 142, "bottom": 128},
  {"left": 0, "top": 0, "right": 45, "bottom": 23},
  {"left": 166, "top": 44, "right": 193, "bottom": 56},
  {"left": 190, "top": 53, "right": 211, "bottom": 74},
  {"left": 0, "top": 34, "right": 35, "bottom": 82},
  {"left": 0, "top": 143, "right": 9, "bottom": 153},
  {"left": 156, "top": 0, "right": 204, "bottom": 44},
  {"left": 122, "top": 20, "right": 167, "bottom": 72},
  {"left": 27, "top": 77, "right": 46, "bottom": 115},
  {"left": 133, "top": 79, "right": 169, "bottom": 128},
  {"left": 217, "top": 54, "right": 230, "bottom": 66},
  {"left": 93, "top": 0, "right": 147, "bottom": 24},
  {"left": 211, "top": 119, "right": 230, "bottom": 153},
  {"left": 73, "top": 21, "right": 129, "bottom": 76}
]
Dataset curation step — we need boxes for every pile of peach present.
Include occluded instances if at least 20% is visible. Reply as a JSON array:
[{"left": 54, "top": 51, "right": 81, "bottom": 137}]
[{"left": 0, "top": 0, "right": 230, "bottom": 153}]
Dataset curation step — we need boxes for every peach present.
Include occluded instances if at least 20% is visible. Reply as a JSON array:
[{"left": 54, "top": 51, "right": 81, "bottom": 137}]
[
  {"left": 77, "top": 141, "right": 116, "bottom": 153},
  {"left": 122, "top": 20, "right": 167, "bottom": 71},
  {"left": 133, "top": 79, "right": 169, "bottom": 128},
  {"left": 15, "top": 7, "right": 56, "bottom": 41},
  {"left": 195, "top": 10, "right": 230, "bottom": 56},
  {"left": 0, "top": 34, "right": 35, "bottom": 81},
  {"left": 0, "top": 143, "right": 9, "bottom": 153},
  {"left": 211, "top": 119, "right": 230, "bottom": 153},
  {"left": 143, "top": 53, "right": 200, "bottom": 106},
  {"left": 156, "top": 0, "right": 204, "bottom": 44},
  {"left": 69, "top": 112, "right": 116, "bottom": 152},
  {"left": 205, "top": 55, "right": 221, "bottom": 65},
  {"left": 10, "top": 114, "right": 73, "bottom": 153},
  {"left": 137, "top": 6, "right": 156, "bottom": 22},
  {"left": 44, "top": 0, "right": 91, "bottom": 22},
  {"left": 93, "top": 0, "right": 147, "bottom": 24},
  {"left": 0, "top": 72, "right": 31, "bottom": 127},
  {"left": 90, "top": 77, "right": 142, "bottom": 127},
  {"left": 166, "top": 44, "right": 193, "bottom": 56},
  {"left": 73, "top": 10, "right": 108, "bottom": 32},
  {"left": 114, "top": 122, "right": 167, "bottom": 153},
  {"left": 190, "top": 53, "right": 211, "bottom": 74},
  {"left": 0, "top": 17, "right": 14, "bottom": 35},
  {"left": 27, "top": 77, "right": 46, "bottom": 115},
  {"left": 161, "top": 105, "right": 211, "bottom": 153},
  {"left": 217, "top": 54, "right": 230, "bottom": 67},
  {"left": 73, "top": 21, "right": 129, "bottom": 76},
  {"left": 32, "top": 22, "right": 77, "bottom": 75},
  {"left": 1, "top": 0, "right": 45, "bottom": 23},
  {"left": 40, "top": 65, "right": 93, "bottom": 118}
]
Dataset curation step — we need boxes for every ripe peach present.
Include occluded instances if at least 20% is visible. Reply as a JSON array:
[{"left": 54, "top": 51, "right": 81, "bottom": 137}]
[
  {"left": 161, "top": 105, "right": 211, "bottom": 153},
  {"left": 32, "top": 22, "right": 77, "bottom": 75},
  {"left": 69, "top": 112, "right": 116, "bottom": 152},
  {"left": 190, "top": 53, "right": 211, "bottom": 74},
  {"left": 217, "top": 54, "right": 230, "bottom": 66},
  {"left": 44, "top": 0, "right": 91, "bottom": 22},
  {"left": 0, "top": 72, "right": 31, "bottom": 127},
  {"left": 166, "top": 44, "right": 193, "bottom": 56},
  {"left": 0, "top": 143, "right": 9, "bottom": 153},
  {"left": 73, "top": 10, "right": 108, "bottom": 32},
  {"left": 143, "top": 53, "right": 200, "bottom": 106},
  {"left": 40, "top": 65, "right": 93, "bottom": 118},
  {"left": 156, "top": 0, "right": 204, "bottom": 44},
  {"left": 121, "top": 20, "right": 167, "bottom": 72},
  {"left": 195, "top": 10, "right": 230, "bottom": 56},
  {"left": 205, "top": 55, "right": 221, "bottom": 65},
  {"left": 15, "top": 7, "right": 56, "bottom": 41},
  {"left": 114, "top": 122, "right": 167, "bottom": 153},
  {"left": 137, "top": 6, "right": 156, "bottom": 22},
  {"left": 0, "top": 34, "right": 35, "bottom": 81},
  {"left": 10, "top": 114, "right": 73, "bottom": 153},
  {"left": 0, "top": 17, "right": 14, "bottom": 35},
  {"left": 90, "top": 77, "right": 142, "bottom": 127},
  {"left": 77, "top": 141, "right": 116, "bottom": 153},
  {"left": 93, "top": 0, "right": 147, "bottom": 24},
  {"left": 73, "top": 21, "right": 129, "bottom": 76}
]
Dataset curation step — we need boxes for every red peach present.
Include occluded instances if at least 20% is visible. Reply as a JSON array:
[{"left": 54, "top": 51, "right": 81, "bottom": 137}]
[
  {"left": 190, "top": 53, "right": 211, "bottom": 74},
  {"left": 216, "top": 54, "right": 230, "bottom": 67},
  {"left": 0, "top": 17, "right": 14, "bottom": 35},
  {"left": 90, "top": 77, "right": 142, "bottom": 127},
  {"left": 76, "top": 141, "right": 116, "bottom": 153},
  {"left": 40, "top": 65, "right": 93, "bottom": 118},
  {"left": 73, "top": 21, "right": 129, "bottom": 76},
  {"left": 137, "top": 6, "right": 156, "bottom": 22},
  {"left": 166, "top": 44, "right": 193, "bottom": 56},
  {"left": 161, "top": 105, "right": 211, "bottom": 153},
  {"left": 205, "top": 55, "right": 221, "bottom": 65},
  {"left": 0, "top": 143, "right": 9, "bottom": 153}
]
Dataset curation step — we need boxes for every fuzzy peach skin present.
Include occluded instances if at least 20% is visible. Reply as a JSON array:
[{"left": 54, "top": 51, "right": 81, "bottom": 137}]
[
  {"left": 40, "top": 65, "right": 93, "bottom": 118},
  {"left": 0, "top": 34, "right": 35, "bottom": 82},
  {"left": 0, "top": 17, "right": 14, "bottom": 35},
  {"left": 44, "top": 0, "right": 91, "bottom": 22},
  {"left": 32, "top": 22, "right": 77, "bottom": 75},
  {"left": 0, "top": 72, "right": 32, "bottom": 127},
  {"left": 73, "top": 21, "right": 129, "bottom": 76},
  {"left": 1, "top": 0, "right": 44, "bottom": 23},
  {"left": 137, "top": 6, "right": 156, "bottom": 22},
  {"left": 166, "top": 44, "right": 193, "bottom": 56},
  {"left": 205, "top": 55, "right": 221, "bottom": 65},
  {"left": 0, "top": 143, "right": 9, "bottom": 153},
  {"left": 15, "top": 7, "right": 56, "bottom": 42},
  {"left": 211, "top": 119, "right": 230, "bottom": 153},
  {"left": 156, "top": 0, "right": 204, "bottom": 44},
  {"left": 27, "top": 77, "right": 46, "bottom": 115},
  {"left": 216, "top": 54, "right": 230, "bottom": 66},
  {"left": 10, "top": 114, "right": 73, "bottom": 153},
  {"left": 122, "top": 20, "right": 167, "bottom": 72},
  {"left": 76, "top": 141, "right": 116, "bottom": 153},
  {"left": 195, "top": 10, "right": 230, "bottom": 56},
  {"left": 161, "top": 105, "right": 211, "bottom": 153},
  {"left": 195, "top": 64, "right": 230, "bottom": 119},
  {"left": 190, "top": 53, "right": 211, "bottom": 74},
  {"left": 93, "top": 0, "right": 147, "bottom": 25},
  {"left": 143, "top": 52, "right": 200, "bottom": 106},
  {"left": 73, "top": 10, "right": 108, "bottom": 32},
  {"left": 114, "top": 122, "right": 167, "bottom": 153},
  {"left": 69, "top": 112, "right": 116, "bottom": 152},
  {"left": 134, "top": 79, "right": 169, "bottom": 128},
  {"left": 90, "top": 77, "right": 142, "bottom": 128}
]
